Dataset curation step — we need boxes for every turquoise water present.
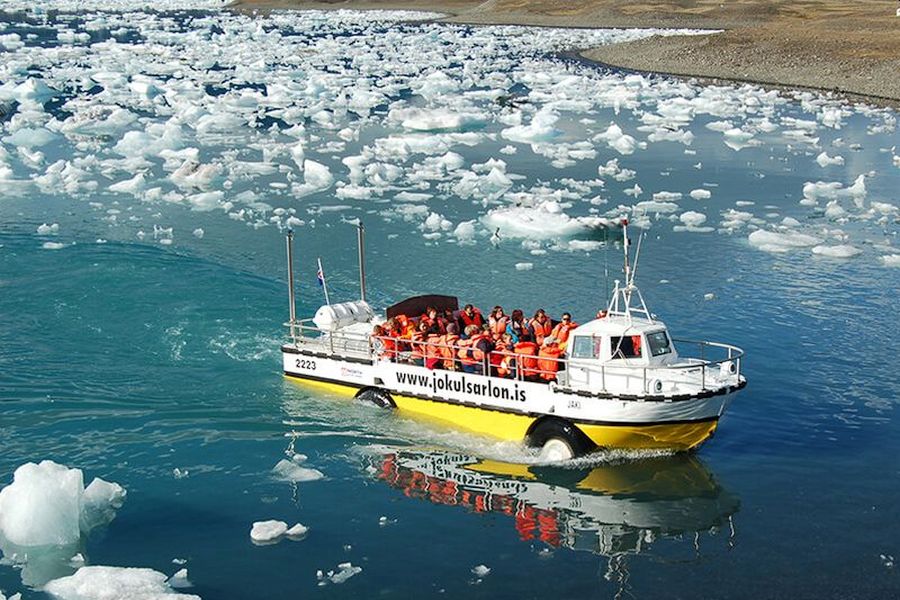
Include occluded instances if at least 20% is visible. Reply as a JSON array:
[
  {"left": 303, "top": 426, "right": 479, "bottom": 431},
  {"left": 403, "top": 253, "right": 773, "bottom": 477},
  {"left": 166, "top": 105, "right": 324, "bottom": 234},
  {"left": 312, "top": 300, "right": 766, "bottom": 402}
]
[{"left": 1, "top": 5, "right": 899, "bottom": 599}]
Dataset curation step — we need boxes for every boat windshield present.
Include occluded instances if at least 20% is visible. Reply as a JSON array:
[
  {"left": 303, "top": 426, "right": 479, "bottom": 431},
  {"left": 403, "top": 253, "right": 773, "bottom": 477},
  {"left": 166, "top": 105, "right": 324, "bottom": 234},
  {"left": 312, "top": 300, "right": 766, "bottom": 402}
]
[
  {"left": 570, "top": 336, "right": 602, "bottom": 359},
  {"left": 647, "top": 331, "right": 672, "bottom": 356}
]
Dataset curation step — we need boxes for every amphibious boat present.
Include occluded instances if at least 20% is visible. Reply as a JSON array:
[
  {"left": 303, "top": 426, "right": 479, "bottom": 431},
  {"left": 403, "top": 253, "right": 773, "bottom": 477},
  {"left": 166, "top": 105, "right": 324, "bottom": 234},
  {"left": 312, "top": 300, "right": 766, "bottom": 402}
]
[{"left": 281, "top": 221, "right": 746, "bottom": 460}]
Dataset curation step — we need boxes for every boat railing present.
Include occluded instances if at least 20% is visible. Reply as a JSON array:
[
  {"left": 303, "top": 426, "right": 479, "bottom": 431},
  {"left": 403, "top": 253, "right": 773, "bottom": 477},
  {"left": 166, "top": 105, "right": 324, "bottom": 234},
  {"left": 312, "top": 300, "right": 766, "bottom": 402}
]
[{"left": 284, "top": 323, "right": 743, "bottom": 394}]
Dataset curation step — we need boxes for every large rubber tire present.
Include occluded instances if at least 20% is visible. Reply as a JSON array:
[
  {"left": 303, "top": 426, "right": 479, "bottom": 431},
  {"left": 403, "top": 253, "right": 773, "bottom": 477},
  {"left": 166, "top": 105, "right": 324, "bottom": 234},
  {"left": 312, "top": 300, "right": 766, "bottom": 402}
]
[
  {"left": 354, "top": 387, "right": 395, "bottom": 409},
  {"left": 526, "top": 418, "right": 595, "bottom": 461}
]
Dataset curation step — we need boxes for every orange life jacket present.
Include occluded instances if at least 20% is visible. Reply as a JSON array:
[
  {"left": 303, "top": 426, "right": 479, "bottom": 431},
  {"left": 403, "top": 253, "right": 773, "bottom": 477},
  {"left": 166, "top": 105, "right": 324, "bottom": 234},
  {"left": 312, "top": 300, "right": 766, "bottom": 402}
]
[
  {"left": 492, "top": 346, "right": 516, "bottom": 378},
  {"left": 377, "top": 335, "right": 399, "bottom": 360},
  {"left": 489, "top": 316, "right": 508, "bottom": 339},
  {"left": 538, "top": 344, "right": 562, "bottom": 381},
  {"left": 458, "top": 333, "right": 489, "bottom": 366},
  {"left": 441, "top": 334, "right": 460, "bottom": 369},
  {"left": 529, "top": 318, "right": 553, "bottom": 345},
  {"left": 631, "top": 335, "right": 642, "bottom": 357},
  {"left": 459, "top": 309, "right": 484, "bottom": 329},
  {"left": 514, "top": 341, "right": 539, "bottom": 377},
  {"left": 550, "top": 321, "right": 578, "bottom": 349}
]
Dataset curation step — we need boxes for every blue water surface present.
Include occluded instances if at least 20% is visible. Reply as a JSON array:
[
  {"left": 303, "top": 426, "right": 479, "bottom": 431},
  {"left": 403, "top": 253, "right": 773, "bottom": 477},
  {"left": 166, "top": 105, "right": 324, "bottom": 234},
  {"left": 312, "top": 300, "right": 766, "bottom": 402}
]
[{"left": 1, "top": 5, "right": 899, "bottom": 600}]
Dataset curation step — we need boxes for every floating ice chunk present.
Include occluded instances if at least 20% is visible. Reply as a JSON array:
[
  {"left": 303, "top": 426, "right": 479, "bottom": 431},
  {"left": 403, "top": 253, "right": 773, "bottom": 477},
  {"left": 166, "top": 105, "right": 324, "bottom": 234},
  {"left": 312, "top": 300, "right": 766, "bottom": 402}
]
[
  {"left": 689, "top": 189, "right": 711, "bottom": 200},
  {"left": 816, "top": 152, "right": 845, "bottom": 167},
  {"left": 37, "top": 223, "right": 59, "bottom": 235},
  {"left": 0, "top": 461, "right": 124, "bottom": 548},
  {"left": 499, "top": 145, "right": 517, "bottom": 155},
  {"left": 679, "top": 211, "right": 707, "bottom": 227},
  {"left": 292, "top": 160, "right": 333, "bottom": 197},
  {"left": 634, "top": 201, "right": 678, "bottom": 214},
  {"left": 703, "top": 293, "right": 716, "bottom": 301},
  {"left": 251, "top": 520, "right": 287, "bottom": 544},
  {"left": 653, "top": 191, "right": 682, "bottom": 202},
  {"left": 624, "top": 184, "right": 642, "bottom": 198},
  {"left": 272, "top": 459, "right": 323, "bottom": 483},
  {"left": 393, "top": 107, "right": 486, "bottom": 132},
  {"left": 3, "top": 128, "right": 58, "bottom": 149},
  {"left": 41, "top": 242, "right": 66, "bottom": 250},
  {"left": 44, "top": 566, "right": 200, "bottom": 600},
  {"left": 14, "top": 78, "right": 55, "bottom": 103},
  {"left": 453, "top": 220, "right": 477, "bottom": 245},
  {"left": 722, "top": 128, "right": 757, "bottom": 151},
  {"left": 192, "top": 229, "right": 204, "bottom": 239},
  {"left": 802, "top": 174, "right": 866, "bottom": 205},
  {"left": 748, "top": 230, "right": 824, "bottom": 252},
  {"left": 593, "top": 123, "right": 639, "bottom": 155},
  {"left": 328, "top": 563, "right": 362, "bottom": 585},
  {"left": 109, "top": 173, "right": 146, "bottom": 197},
  {"left": 880, "top": 255, "right": 900, "bottom": 267},
  {"left": 501, "top": 108, "right": 560, "bottom": 144},
  {"left": 285, "top": 523, "right": 308, "bottom": 539},
  {"left": 167, "top": 568, "right": 191, "bottom": 589},
  {"left": 515, "top": 262, "right": 533, "bottom": 271},
  {"left": 471, "top": 565, "right": 491, "bottom": 578},
  {"left": 482, "top": 202, "right": 605, "bottom": 239},
  {"left": 812, "top": 244, "right": 862, "bottom": 258}
]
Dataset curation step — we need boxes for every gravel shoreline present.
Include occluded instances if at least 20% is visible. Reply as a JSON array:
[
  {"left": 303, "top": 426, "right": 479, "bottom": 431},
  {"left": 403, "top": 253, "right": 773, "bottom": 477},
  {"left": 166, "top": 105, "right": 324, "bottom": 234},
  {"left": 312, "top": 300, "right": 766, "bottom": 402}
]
[{"left": 230, "top": 0, "right": 900, "bottom": 108}]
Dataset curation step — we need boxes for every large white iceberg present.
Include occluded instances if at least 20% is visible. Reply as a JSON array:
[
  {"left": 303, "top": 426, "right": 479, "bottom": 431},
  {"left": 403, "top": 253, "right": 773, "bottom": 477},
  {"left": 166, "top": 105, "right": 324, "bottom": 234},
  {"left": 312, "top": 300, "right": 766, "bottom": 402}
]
[{"left": 44, "top": 566, "right": 200, "bottom": 600}]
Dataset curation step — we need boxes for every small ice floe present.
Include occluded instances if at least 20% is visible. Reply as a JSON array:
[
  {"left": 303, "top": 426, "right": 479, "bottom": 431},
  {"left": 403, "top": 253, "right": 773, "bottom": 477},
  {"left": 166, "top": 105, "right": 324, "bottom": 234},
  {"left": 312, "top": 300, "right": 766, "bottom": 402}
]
[
  {"left": 748, "top": 229, "right": 823, "bottom": 253},
  {"left": 172, "top": 468, "right": 189, "bottom": 479},
  {"left": 43, "top": 566, "right": 200, "bottom": 600},
  {"left": 191, "top": 228, "right": 204, "bottom": 239},
  {"left": 167, "top": 568, "right": 192, "bottom": 589},
  {"left": 317, "top": 562, "right": 362, "bottom": 586},
  {"left": 811, "top": 244, "right": 862, "bottom": 258},
  {"left": 471, "top": 565, "right": 491, "bottom": 578},
  {"left": 880, "top": 554, "right": 894, "bottom": 569},
  {"left": 703, "top": 293, "right": 716, "bottom": 301},
  {"left": 272, "top": 457, "right": 323, "bottom": 483},
  {"left": 378, "top": 516, "right": 396, "bottom": 527},
  {"left": 250, "top": 520, "right": 287, "bottom": 544},
  {"left": 689, "top": 188, "right": 711, "bottom": 200},
  {"left": 816, "top": 152, "right": 845, "bottom": 167},
  {"left": 593, "top": 123, "right": 640, "bottom": 155},
  {"left": 36, "top": 222, "right": 59, "bottom": 235},
  {"left": 285, "top": 523, "right": 308, "bottom": 539},
  {"left": 41, "top": 241, "right": 66, "bottom": 250},
  {"left": 880, "top": 255, "right": 900, "bottom": 267},
  {"left": 0, "top": 460, "right": 125, "bottom": 547},
  {"left": 515, "top": 262, "right": 533, "bottom": 271}
]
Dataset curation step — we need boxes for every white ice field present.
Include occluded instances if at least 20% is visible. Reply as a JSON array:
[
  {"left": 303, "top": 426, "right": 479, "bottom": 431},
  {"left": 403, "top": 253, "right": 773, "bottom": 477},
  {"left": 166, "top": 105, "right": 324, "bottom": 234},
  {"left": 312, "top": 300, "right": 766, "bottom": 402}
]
[{"left": 1, "top": 5, "right": 897, "bottom": 266}]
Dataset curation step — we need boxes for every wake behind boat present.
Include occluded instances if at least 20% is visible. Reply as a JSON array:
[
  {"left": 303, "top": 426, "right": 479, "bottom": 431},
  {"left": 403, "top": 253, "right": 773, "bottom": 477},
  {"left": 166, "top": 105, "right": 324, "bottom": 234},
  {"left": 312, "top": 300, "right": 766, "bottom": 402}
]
[{"left": 281, "top": 220, "right": 746, "bottom": 460}]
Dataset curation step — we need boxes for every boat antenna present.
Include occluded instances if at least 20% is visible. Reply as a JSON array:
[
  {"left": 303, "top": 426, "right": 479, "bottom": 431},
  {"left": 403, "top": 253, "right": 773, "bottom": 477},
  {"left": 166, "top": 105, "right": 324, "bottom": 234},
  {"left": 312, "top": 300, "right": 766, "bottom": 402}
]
[
  {"left": 630, "top": 229, "right": 645, "bottom": 287},
  {"left": 285, "top": 229, "right": 297, "bottom": 340},
  {"left": 356, "top": 220, "right": 367, "bottom": 303},
  {"left": 622, "top": 218, "right": 631, "bottom": 287},
  {"left": 316, "top": 256, "right": 331, "bottom": 306},
  {"left": 603, "top": 231, "right": 610, "bottom": 304}
]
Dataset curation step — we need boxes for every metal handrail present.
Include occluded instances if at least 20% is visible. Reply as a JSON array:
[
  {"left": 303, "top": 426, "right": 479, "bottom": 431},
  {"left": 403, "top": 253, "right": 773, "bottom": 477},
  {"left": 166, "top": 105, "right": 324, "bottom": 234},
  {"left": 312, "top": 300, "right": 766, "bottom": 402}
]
[{"left": 283, "top": 323, "right": 744, "bottom": 393}]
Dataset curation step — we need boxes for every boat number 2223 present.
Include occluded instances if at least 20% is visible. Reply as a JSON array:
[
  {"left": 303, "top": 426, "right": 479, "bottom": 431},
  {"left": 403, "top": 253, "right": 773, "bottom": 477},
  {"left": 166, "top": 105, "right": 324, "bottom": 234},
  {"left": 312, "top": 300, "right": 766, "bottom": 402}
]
[{"left": 295, "top": 358, "right": 317, "bottom": 371}]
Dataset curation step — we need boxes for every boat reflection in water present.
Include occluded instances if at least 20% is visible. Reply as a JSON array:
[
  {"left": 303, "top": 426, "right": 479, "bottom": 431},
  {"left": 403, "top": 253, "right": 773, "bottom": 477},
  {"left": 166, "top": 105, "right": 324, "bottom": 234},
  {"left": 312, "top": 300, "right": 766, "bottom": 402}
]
[{"left": 369, "top": 448, "right": 740, "bottom": 593}]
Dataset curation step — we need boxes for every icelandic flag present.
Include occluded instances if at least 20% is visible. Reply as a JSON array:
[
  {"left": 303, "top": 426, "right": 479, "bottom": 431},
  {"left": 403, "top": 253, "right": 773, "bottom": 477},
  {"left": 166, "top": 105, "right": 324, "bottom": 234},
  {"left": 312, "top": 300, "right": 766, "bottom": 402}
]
[{"left": 316, "top": 265, "right": 325, "bottom": 286}]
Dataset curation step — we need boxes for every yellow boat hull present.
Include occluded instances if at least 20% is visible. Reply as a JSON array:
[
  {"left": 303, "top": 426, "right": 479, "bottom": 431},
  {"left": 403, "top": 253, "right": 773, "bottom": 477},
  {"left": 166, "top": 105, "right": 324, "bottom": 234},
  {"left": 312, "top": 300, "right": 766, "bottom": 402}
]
[{"left": 285, "top": 373, "right": 717, "bottom": 452}]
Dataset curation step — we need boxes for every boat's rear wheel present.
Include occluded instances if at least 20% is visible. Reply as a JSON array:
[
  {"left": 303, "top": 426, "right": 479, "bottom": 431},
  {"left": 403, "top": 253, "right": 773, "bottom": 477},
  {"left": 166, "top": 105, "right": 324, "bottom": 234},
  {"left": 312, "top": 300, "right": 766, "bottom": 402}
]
[
  {"left": 354, "top": 387, "right": 395, "bottom": 409},
  {"left": 526, "top": 417, "right": 595, "bottom": 461}
]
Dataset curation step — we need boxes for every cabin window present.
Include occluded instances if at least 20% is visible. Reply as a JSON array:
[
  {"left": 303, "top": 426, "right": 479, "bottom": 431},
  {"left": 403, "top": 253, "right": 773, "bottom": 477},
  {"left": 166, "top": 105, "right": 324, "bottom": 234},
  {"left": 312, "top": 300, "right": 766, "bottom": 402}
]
[
  {"left": 647, "top": 331, "right": 672, "bottom": 356},
  {"left": 571, "top": 336, "right": 602, "bottom": 359},
  {"left": 610, "top": 335, "right": 642, "bottom": 359}
]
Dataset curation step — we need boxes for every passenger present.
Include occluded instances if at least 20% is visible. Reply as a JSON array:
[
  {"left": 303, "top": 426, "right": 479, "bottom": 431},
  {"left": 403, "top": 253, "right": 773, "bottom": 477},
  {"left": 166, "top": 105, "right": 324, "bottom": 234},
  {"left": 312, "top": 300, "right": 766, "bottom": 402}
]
[
  {"left": 410, "top": 320, "right": 435, "bottom": 366},
  {"left": 488, "top": 306, "right": 508, "bottom": 340},
  {"left": 513, "top": 337, "right": 540, "bottom": 380},
  {"left": 596, "top": 309, "right": 608, "bottom": 319},
  {"left": 550, "top": 312, "right": 578, "bottom": 351},
  {"left": 631, "top": 335, "right": 642, "bottom": 357},
  {"left": 491, "top": 332, "right": 516, "bottom": 378},
  {"left": 506, "top": 309, "right": 530, "bottom": 344},
  {"left": 457, "top": 324, "right": 493, "bottom": 374},
  {"left": 457, "top": 303, "right": 485, "bottom": 331},
  {"left": 372, "top": 324, "right": 399, "bottom": 362},
  {"left": 419, "top": 306, "right": 444, "bottom": 335},
  {"left": 537, "top": 337, "right": 563, "bottom": 382},
  {"left": 528, "top": 309, "right": 553, "bottom": 345},
  {"left": 441, "top": 323, "right": 461, "bottom": 370}
]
